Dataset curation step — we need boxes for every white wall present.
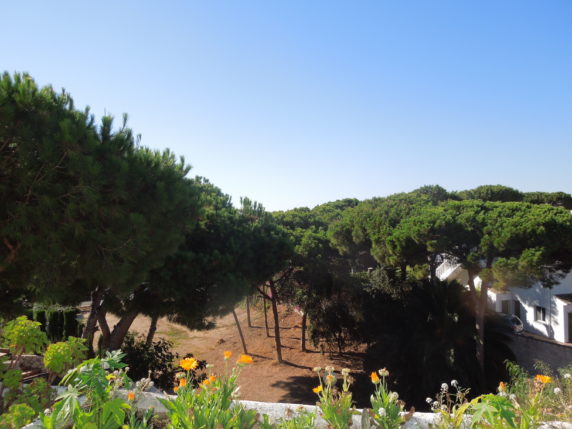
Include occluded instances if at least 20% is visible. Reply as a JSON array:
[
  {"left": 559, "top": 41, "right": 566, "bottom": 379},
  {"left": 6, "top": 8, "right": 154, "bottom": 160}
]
[{"left": 448, "top": 268, "right": 572, "bottom": 344}]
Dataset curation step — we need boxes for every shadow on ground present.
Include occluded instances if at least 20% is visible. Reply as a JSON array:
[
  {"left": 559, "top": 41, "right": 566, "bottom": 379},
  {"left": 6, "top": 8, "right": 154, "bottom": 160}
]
[{"left": 271, "top": 371, "right": 371, "bottom": 408}]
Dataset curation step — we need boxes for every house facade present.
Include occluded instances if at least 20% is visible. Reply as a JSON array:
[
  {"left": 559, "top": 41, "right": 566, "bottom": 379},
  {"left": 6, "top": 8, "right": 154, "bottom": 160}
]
[{"left": 437, "top": 261, "right": 572, "bottom": 344}]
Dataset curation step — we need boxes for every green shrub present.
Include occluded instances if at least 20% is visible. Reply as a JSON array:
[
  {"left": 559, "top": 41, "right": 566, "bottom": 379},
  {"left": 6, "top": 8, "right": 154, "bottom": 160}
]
[
  {"left": 0, "top": 403, "right": 36, "bottom": 429},
  {"left": 44, "top": 337, "right": 88, "bottom": 383},
  {"left": 121, "top": 333, "right": 204, "bottom": 391},
  {"left": 1, "top": 316, "right": 48, "bottom": 356}
]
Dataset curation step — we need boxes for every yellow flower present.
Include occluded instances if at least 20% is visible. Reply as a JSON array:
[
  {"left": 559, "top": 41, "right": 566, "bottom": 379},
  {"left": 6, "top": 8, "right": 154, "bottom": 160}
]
[
  {"left": 237, "top": 354, "right": 253, "bottom": 364},
  {"left": 312, "top": 385, "right": 322, "bottom": 394},
  {"left": 179, "top": 378, "right": 187, "bottom": 387},
  {"left": 180, "top": 357, "right": 199, "bottom": 371},
  {"left": 371, "top": 371, "right": 380, "bottom": 384},
  {"left": 535, "top": 374, "right": 552, "bottom": 384},
  {"left": 106, "top": 374, "right": 116, "bottom": 381},
  {"left": 174, "top": 386, "right": 179, "bottom": 393},
  {"left": 224, "top": 351, "right": 232, "bottom": 360},
  {"left": 127, "top": 391, "right": 135, "bottom": 401},
  {"left": 498, "top": 381, "right": 506, "bottom": 392}
]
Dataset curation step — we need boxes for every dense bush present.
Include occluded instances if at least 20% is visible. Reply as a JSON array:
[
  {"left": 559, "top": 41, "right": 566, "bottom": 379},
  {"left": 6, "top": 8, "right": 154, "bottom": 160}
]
[
  {"left": 121, "top": 334, "right": 207, "bottom": 391},
  {"left": 31, "top": 305, "right": 82, "bottom": 342}
]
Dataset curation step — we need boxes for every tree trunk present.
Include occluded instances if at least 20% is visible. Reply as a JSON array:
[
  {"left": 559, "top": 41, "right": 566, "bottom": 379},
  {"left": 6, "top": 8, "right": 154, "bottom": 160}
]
[
  {"left": 475, "top": 281, "right": 488, "bottom": 389},
  {"left": 300, "top": 311, "right": 307, "bottom": 352},
  {"left": 82, "top": 287, "right": 103, "bottom": 353},
  {"left": 146, "top": 314, "right": 159, "bottom": 346},
  {"left": 263, "top": 289, "right": 270, "bottom": 337},
  {"left": 232, "top": 309, "right": 248, "bottom": 354},
  {"left": 269, "top": 281, "right": 283, "bottom": 363},
  {"left": 246, "top": 296, "right": 252, "bottom": 328},
  {"left": 468, "top": 269, "right": 486, "bottom": 391},
  {"left": 108, "top": 310, "right": 139, "bottom": 351},
  {"left": 96, "top": 307, "right": 111, "bottom": 352}
]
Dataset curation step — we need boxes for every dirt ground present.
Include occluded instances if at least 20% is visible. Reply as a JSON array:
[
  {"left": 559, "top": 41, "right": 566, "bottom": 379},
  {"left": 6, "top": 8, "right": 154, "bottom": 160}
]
[{"left": 106, "top": 303, "right": 369, "bottom": 406}]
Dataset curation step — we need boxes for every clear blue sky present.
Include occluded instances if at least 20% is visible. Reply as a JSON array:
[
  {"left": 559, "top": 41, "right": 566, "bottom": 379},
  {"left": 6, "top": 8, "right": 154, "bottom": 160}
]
[{"left": 3, "top": 1, "right": 571, "bottom": 211}]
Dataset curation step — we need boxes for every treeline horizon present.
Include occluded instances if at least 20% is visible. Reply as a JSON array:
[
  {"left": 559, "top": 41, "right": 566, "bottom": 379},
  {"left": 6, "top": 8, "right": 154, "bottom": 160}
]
[{"left": 3, "top": 72, "right": 572, "bottom": 409}]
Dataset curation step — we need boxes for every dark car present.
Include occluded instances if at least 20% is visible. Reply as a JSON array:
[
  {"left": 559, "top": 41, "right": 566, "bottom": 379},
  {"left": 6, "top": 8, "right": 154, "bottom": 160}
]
[{"left": 503, "top": 314, "right": 524, "bottom": 334}]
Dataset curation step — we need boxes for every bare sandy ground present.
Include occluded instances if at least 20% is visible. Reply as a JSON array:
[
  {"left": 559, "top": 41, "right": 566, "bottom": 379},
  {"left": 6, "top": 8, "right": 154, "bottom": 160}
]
[{"left": 105, "top": 304, "right": 367, "bottom": 405}]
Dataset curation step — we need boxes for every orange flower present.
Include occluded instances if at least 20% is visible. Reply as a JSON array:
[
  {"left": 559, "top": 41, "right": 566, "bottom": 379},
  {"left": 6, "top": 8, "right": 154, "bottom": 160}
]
[
  {"left": 180, "top": 357, "right": 199, "bottom": 371},
  {"left": 535, "top": 374, "right": 552, "bottom": 384},
  {"left": 224, "top": 351, "right": 232, "bottom": 360},
  {"left": 202, "top": 379, "right": 211, "bottom": 386},
  {"left": 209, "top": 375, "right": 217, "bottom": 383},
  {"left": 127, "top": 391, "right": 135, "bottom": 401},
  {"left": 237, "top": 354, "right": 253, "bottom": 364},
  {"left": 498, "top": 382, "right": 506, "bottom": 392},
  {"left": 371, "top": 371, "right": 380, "bottom": 384},
  {"left": 179, "top": 378, "right": 187, "bottom": 387},
  {"left": 174, "top": 386, "right": 179, "bottom": 393},
  {"left": 312, "top": 385, "right": 322, "bottom": 394}
]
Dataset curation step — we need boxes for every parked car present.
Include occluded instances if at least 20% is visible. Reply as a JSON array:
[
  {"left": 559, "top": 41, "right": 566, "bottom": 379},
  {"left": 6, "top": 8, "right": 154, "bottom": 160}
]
[{"left": 503, "top": 314, "right": 524, "bottom": 334}]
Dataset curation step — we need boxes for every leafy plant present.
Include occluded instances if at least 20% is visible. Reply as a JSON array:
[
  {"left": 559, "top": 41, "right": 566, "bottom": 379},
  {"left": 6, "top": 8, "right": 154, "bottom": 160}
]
[
  {"left": 122, "top": 333, "right": 183, "bottom": 391},
  {"left": 161, "top": 351, "right": 257, "bottom": 429},
  {"left": 0, "top": 316, "right": 49, "bottom": 414},
  {"left": 43, "top": 336, "right": 88, "bottom": 383},
  {"left": 40, "top": 350, "right": 154, "bottom": 429},
  {"left": 368, "top": 368, "right": 409, "bottom": 429},
  {"left": 0, "top": 403, "right": 36, "bottom": 429},
  {"left": 312, "top": 366, "right": 357, "bottom": 429}
]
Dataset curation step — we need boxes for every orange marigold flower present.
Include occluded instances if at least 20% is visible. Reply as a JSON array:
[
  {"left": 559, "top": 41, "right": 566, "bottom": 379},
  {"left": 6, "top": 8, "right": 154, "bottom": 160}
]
[
  {"left": 174, "top": 386, "right": 179, "bottom": 393},
  {"left": 179, "top": 378, "right": 187, "bottom": 387},
  {"left": 498, "top": 381, "right": 506, "bottom": 392},
  {"left": 127, "top": 391, "right": 135, "bottom": 401},
  {"left": 371, "top": 371, "right": 380, "bottom": 384},
  {"left": 535, "top": 374, "right": 552, "bottom": 384},
  {"left": 202, "top": 379, "right": 211, "bottom": 386},
  {"left": 180, "top": 357, "right": 199, "bottom": 371},
  {"left": 209, "top": 375, "right": 217, "bottom": 383},
  {"left": 224, "top": 351, "right": 232, "bottom": 360},
  {"left": 237, "top": 354, "right": 253, "bottom": 364},
  {"left": 312, "top": 385, "right": 322, "bottom": 394}
]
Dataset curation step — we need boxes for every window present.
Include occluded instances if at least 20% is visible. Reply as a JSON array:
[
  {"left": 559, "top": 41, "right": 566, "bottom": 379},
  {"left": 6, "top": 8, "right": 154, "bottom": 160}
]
[
  {"left": 534, "top": 306, "right": 546, "bottom": 322},
  {"left": 501, "top": 300, "right": 510, "bottom": 314},
  {"left": 514, "top": 300, "right": 521, "bottom": 318}
]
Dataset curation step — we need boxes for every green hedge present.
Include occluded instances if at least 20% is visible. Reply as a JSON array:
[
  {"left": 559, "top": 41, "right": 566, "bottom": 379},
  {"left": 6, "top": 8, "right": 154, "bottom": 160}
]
[{"left": 31, "top": 305, "right": 82, "bottom": 342}]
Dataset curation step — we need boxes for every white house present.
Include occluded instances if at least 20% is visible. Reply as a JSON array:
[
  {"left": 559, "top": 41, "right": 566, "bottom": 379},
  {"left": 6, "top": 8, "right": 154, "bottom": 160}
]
[{"left": 437, "top": 260, "right": 572, "bottom": 344}]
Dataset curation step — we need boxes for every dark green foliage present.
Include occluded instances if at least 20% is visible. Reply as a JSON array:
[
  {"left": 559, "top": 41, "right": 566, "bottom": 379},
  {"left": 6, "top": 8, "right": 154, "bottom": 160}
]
[
  {"left": 360, "top": 278, "right": 515, "bottom": 409},
  {"left": 455, "top": 185, "right": 524, "bottom": 202},
  {"left": 45, "top": 310, "right": 63, "bottom": 342},
  {"left": 31, "top": 305, "right": 80, "bottom": 342},
  {"left": 121, "top": 334, "right": 206, "bottom": 391}
]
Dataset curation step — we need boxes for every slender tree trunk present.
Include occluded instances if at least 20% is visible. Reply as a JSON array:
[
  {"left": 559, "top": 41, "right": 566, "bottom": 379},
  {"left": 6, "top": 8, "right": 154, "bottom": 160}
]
[
  {"left": 96, "top": 307, "right": 111, "bottom": 352},
  {"left": 475, "top": 281, "right": 488, "bottom": 389},
  {"left": 108, "top": 310, "right": 139, "bottom": 351},
  {"left": 263, "top": 288, "right": 270, "bottom": 337},
  {"left": 246, "top": 296, "right": 252, "bottom": 328},
  {"left": 232, "top": 309, "right": 248, "bottom": 354},
  {"left": 468, "top": 269, "right": 486, "bottom": 391},
  {"left": 269, "top": 281, "right": 283, "bottom": 363},
  {"left": 300, "top": 311, "right": 307, "bottom": 352},
  {"left": 82, "top": 287, "right": 103, "bottom": 354},
  {"left": 146, "top": 314, "right": 159, "bottom": 346}
]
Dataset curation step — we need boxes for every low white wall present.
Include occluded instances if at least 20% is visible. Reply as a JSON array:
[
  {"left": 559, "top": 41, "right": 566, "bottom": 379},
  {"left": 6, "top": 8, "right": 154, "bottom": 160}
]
[{"left": 22, "top": 389, "right": 572, "bottom": 428}]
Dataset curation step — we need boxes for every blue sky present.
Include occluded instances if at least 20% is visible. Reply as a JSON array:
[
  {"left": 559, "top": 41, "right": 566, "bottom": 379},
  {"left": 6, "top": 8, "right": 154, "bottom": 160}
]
[{"left": 3, "top": 1, "right": 571, "bottom": 211}]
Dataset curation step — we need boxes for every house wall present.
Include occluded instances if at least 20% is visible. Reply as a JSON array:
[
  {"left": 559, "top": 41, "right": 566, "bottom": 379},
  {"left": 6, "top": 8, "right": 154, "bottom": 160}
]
[
  {"left": 506, "top": 274, "right": 572, "bottom": 343},
  {"left": 443, "top": 266, "right": 572, "bottom": 344}
]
